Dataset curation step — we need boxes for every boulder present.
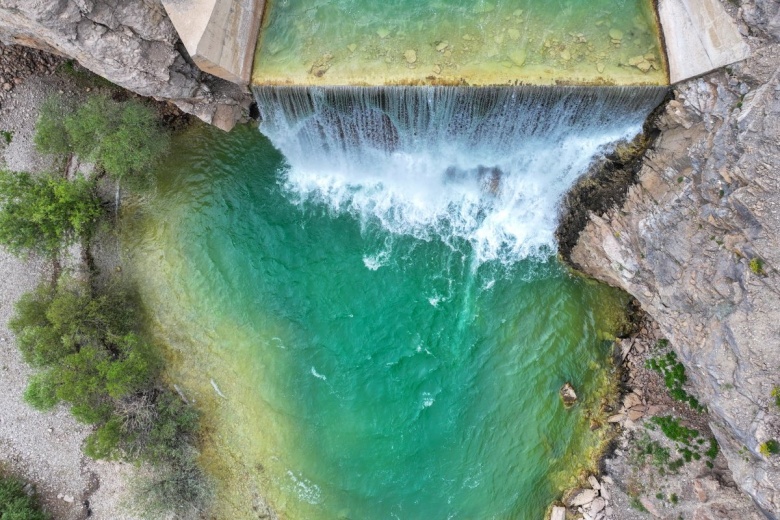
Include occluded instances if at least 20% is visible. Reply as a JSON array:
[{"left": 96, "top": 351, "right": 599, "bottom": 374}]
[
  {"left": 560, "top": 382, "right": 578, "bottom": 406},
  {"left": 568, "top": 489, "right": 598, "bottom": 507}
]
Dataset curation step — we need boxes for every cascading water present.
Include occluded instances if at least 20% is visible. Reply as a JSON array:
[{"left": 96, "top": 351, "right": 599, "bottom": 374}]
[
  {"left": 124, "top": 83, "right": 669, "bottom": 519},
  {"left": 254, "top": 86, "right": 667, "bottom": 263}
]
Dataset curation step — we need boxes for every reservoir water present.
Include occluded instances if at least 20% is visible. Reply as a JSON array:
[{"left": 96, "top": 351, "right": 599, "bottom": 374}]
[
  {"left": 124, "top": 85, "right": 664, "bottom": 518},
  {"left": 252, "top": 0, "right": 667, "bottom": 86}
]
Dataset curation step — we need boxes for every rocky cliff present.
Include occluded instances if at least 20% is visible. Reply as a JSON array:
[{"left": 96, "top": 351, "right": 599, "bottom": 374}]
[
  {"left": 567, "top": 2, "right": 780, "bottom": 516},
  {"left": 0, "top": 0, "right": 252, "bottom": 129}
]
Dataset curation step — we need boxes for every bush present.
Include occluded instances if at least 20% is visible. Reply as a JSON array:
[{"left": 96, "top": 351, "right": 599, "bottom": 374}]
[
  {"left": 0, "top": 475, "right": 48, "bottom": 520},
  {"left": 33, "top": 97, "right": 69, "bottom": 155},
  {"left": 749, "top": 257, "right": 765, "bottom": 276},
  {"left": 11, "top": 280, "right": 159, "bottom": 426},
  {"left": 651, "top": 416, "right": 699, "bottom": 444},
  {"left": 645, "top": 350, "right": 706, "bottom": 412},
  {"left": 131, "top": 452, "right": 212, "bottom": 520},
  {"left": 772, "top": 386, "right": 780, "bottom": 408},
  {"left": 35, "top": 95, "right": 169, "bottom": 182},
  {"left": 759, "top": 440, "right": 779, "bottom": 457},
  {"left": 0, "top": 170, "right": 102, "bottom": 257},
  {"left": 10, "top": 278, "right": 210, "bottom": 516}
]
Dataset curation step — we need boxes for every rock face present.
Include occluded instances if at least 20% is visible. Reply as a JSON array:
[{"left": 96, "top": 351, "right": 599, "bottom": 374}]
[
  {"left": 568, "top": 18, "right": 780, "bottom": 518},
  {"left": 0, "top": 0, "right": 252, "bottom": 130}
]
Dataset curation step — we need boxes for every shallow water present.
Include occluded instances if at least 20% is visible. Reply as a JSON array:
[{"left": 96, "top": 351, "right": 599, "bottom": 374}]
[
  {"left": 253, "top": 0, "right": 667, "bottom": 86},
  {"left": 124, "top": 124, "right": 635, "bottom": 519}
]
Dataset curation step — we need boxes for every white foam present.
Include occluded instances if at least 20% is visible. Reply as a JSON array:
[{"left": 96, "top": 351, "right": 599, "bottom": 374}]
[
  {"left": 428, "top": 294, "right": 444, "bottom": 307},
  {"left": 256, "top": 86, "right": 667, "bottom": 265},
  {"left": 362, "top": 249, "right": 390, "bottom": 270},
  {"left": 286, "top": 470, "right": 323, "bottom": 505},
  {"left": 310, "top": 366, "right": 327, "bottom": 380}
]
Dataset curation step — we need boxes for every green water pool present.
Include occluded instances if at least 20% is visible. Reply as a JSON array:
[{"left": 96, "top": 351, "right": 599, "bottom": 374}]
[
  {"left": 123, "top": 124, "right": 631, "bottom": 519},
  {"left": 252, "top": 0, "right": 667, "bottom": 86}
]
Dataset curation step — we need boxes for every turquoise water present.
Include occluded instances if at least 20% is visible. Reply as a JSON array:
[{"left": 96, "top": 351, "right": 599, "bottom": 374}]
[
  {"left": 253, "top": 0, "right": 667, "bottom": 85},
  {"left": 125, "top": 124, "right": 633, "bottom": 519}
]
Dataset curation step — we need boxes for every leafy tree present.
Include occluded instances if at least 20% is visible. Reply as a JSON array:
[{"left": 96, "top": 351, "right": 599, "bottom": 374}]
[
  {"left": 35, "top": 95, "right": 169, "bottom": 182},
  {"left": 0, "top": 475, "right": 48, "bottom": 520},
  {"left": 11, "top": 278, "right": 210, "bottom": 516},
  {"left": 0, "top": 170, "right": 102, "bottom": 257},
  {"left": 33, "top": 96, "right": 69, "bottom": 155}
]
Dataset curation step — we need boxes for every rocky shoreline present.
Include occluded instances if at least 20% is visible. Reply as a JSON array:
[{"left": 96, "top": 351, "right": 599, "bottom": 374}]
[{"left": 556, "top": 1, "right": 780, "bottom": 517}]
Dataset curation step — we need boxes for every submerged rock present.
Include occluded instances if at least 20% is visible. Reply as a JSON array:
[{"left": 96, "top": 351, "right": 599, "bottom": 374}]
[
  {"left": 404, "top": 50, "right": 417, "bottom": 64},
  {"left": 560, "top": 382, "right": 578, "bottom": 406},
  {"left": 509, "top": 49, "right": 527, "bottom": 67}
]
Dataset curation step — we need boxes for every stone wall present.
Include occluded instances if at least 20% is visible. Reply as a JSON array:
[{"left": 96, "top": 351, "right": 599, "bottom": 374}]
[
  {"left": 567, "top": 2, "right": 780, "bottom": 515},
  {"left": 0, "top": 0, "right": 253, "bottom": 130}
]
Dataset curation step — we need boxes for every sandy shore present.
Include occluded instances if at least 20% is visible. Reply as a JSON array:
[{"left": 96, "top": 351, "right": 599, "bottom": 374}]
[{"left": 0, "top": 44, "right": 141, "bottom": 520}]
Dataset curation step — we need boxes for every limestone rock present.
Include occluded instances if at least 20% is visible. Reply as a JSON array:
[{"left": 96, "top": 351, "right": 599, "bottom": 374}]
[
  {"left": 589, "top": 497, "right": 606, "bottom": 514},
  {"left": 568, "top": 489, "right": 598, "bottom": 507},
  {"left": 566, "top": 36, "right": 780, "bottom": 516},
  {"left": 0, "top": 0, "right": 251, "bottom": 130},
  {"left": 560, "top": 382, "right": 577, "bottom": 406},
  {"left": 550, "top": 506, "right": 566, "bottom": 520}
]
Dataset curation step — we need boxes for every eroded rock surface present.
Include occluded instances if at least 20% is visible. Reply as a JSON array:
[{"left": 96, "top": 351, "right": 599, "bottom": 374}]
[
  {"left": 569, "top": 24, "right": 780, "bottom": 519},
  {"left": 0, "top": 0, "right": 252, "bottom": 129}
]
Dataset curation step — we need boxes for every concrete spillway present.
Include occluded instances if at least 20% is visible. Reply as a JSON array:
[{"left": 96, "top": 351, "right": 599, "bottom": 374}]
[{"left": 160, "top": 0, "right": 750, "bottom": 92}]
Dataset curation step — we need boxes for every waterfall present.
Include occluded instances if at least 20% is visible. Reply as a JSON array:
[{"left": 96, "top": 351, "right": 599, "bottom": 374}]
[{"left": 253, "top": 86, "right": 667, "bottom": 264}]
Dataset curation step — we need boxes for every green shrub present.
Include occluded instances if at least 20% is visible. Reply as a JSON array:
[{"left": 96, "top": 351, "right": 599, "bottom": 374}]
[
  {"left": 0, "top": 170, "right": 102, "bottom": 257},
  {"left": 749, "top": 257, "right": 765, "bottom": 276},
  {"left": 131, "top": 453, "right": 212, "bottom": 520},
  {"left": 772, "top": 386, "right": 780, "bottom": 408},
  {"left": 0, "top": 475, "right": 48, "bottom": 520},
  {"left": 34, "top": 96, "right": 70, "bottom": 155},
  {"left": 629, "top": 496, "right": 648, "bottom": 512},
  {"left": 651, "top": 416, "right": 699, "bottom": 444},
  {"left": 35, "top": 95, "right": 169, "bottom": 183},
  {"left": 23, "top": 372, "right": 59, "bottom": 411},
  {"left": 759, "top": 440, "right": 779, "bottom": 457},
  {"left": 84, "top": 418, "right": 124, "bottom": 460},
  {"left": 705, "top": 437, "right": 719, "bottom": 460},
  {"left": 10, "top": 278, "right": 210, "bottom": 516},
  {"left": 646, "top": 351, "right": 705, "bottom": 412}
]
